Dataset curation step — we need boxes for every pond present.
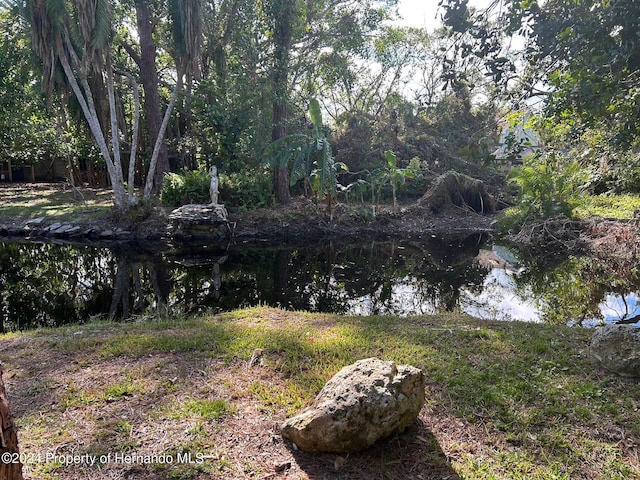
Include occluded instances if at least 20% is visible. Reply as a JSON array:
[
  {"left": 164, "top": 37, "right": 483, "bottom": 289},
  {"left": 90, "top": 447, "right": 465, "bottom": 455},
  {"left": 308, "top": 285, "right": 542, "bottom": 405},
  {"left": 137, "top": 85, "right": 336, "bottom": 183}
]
[{"left": 1, "top": 234, "right": 639, "bottom": 331}]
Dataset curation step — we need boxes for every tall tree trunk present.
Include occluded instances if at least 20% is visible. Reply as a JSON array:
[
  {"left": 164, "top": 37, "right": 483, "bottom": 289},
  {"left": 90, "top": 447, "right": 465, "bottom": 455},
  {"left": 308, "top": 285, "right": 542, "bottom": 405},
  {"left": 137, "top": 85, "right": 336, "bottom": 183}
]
[
  {"left": 272, "top": 102, "right": 291, "bottom": 204},
  {"left": 271, "top": 0, "right": 293, "bottom": 205},
  {"left": 134, "top": 0, "right": 170, "bottom": 195},
  {"left": 0, "top": 368, "right": 23, "bottom": 480},
  {"left": 56, "top": 37, "right": 128, "bottom": 208}
]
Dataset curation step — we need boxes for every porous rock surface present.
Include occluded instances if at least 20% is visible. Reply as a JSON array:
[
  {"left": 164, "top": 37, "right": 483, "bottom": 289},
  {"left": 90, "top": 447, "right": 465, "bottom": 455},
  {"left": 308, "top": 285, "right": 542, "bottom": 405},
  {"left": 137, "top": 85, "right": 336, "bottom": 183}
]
[
  {"left": 280, "top": 357, "right": 425, "bottom": 453},
  {"left": 591, "top": 324, "right": 640, "bottom": 377},
  {"left": 167, "top": 204, "right": 229, "bottom": 241}
]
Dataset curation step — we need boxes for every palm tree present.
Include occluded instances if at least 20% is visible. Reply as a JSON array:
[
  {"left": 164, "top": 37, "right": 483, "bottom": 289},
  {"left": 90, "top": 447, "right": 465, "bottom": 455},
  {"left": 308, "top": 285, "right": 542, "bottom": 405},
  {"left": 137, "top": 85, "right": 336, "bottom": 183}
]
[
  {"left": 20, "top": 0, "right": 199, "bottom": 209},
  {"left": 23, "top": 0, "right": 132, "bottom": 207}
]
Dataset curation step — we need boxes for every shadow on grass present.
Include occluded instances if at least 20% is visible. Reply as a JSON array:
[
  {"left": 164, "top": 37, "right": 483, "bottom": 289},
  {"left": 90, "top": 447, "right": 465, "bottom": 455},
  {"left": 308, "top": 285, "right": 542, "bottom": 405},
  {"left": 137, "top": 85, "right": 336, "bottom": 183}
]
[
  {"left": 289, "top": 419, "right": 460, "bottom": 480},
  {"left": 2, "top": 309, "right": 640, "bottom": 478}
]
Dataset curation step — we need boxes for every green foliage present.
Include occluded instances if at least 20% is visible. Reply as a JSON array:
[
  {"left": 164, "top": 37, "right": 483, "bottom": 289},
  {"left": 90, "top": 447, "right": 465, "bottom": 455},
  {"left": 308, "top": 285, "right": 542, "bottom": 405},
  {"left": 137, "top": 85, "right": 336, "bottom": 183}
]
[
  {"left": 590, "top": 148, "right": 640, "bottom": 194},
  {"left": 160, "top": 169, "right": 210, "bottom": 207},
  {"left": 440, "top": 0, "right": 640, "bottom": 148},
  {"left": 188, "top": 98, "right": 246, "bottom": 172},
  {"left": 383, "top": 150, "right": 415, "bottom": 209},
  {"left": 219, "top": 170, "right": 272, "bottom": 211},
  {"left": 575, "top": 194, "right": 640, "bottom": 220},
  {"left": 264, "top": 98, "right": 346, "bottom": 209},
  {"left": 498, "top": 153, "right": 588, "bottom": 232},
  {"left": 160, "top": 167, "right": 272, "bottom": 211},
  {"left": 428, "top": 90, "right": 498, "bottom": 160},
  {"left": 0, "top": 7, "right": 60, "bottom": 166}
]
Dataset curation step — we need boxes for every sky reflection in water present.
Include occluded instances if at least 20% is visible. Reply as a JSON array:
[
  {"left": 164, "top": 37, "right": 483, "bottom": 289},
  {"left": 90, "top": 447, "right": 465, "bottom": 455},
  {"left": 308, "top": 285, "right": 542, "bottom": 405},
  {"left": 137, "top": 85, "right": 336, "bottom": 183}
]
[{"left": 1, "top": 238, "right": 638, "bottom": 330}]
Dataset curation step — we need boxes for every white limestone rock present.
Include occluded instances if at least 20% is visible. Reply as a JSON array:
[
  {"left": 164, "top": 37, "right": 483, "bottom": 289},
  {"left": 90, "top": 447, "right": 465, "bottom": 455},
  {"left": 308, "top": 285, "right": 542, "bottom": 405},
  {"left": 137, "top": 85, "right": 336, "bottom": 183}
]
[
  {"left": 281, "top": 357, "right": 425, "bottom": 453},
  {"left": 591, "top": 324, "right": 640, "bottom": 377}
]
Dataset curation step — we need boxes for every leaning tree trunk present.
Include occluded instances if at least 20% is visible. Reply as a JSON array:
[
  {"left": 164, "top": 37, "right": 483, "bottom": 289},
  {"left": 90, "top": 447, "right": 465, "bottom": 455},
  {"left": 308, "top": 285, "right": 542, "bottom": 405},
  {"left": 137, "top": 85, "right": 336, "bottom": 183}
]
[{"left": 0, "top": 368, "right": 23, "bottom": 480}]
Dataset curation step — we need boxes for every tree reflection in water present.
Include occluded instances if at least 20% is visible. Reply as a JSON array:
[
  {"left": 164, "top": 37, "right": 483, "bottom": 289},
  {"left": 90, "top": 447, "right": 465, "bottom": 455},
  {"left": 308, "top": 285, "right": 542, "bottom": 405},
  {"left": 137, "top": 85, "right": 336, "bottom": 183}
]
[
  {"left": 513, "top": 253, "right": 640, "bottom": 326},
  {"left": 3, "top": 234, "right": 636, "bottom": 331}
]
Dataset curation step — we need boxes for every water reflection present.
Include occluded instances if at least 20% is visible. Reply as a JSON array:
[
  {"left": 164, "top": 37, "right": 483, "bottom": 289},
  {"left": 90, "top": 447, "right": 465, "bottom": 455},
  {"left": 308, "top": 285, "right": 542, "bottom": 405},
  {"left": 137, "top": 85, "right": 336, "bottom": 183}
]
[
  {"left": 509, "top": 253, "right": 640, "bottom": 326},
  {"left": 1, "top": 235, "right": 639, "bottom": 331}
]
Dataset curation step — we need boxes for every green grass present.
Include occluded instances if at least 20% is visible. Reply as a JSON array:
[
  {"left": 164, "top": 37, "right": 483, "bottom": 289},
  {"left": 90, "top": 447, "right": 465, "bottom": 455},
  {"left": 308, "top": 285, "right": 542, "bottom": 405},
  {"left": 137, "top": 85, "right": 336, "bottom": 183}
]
[
  {"left": 103, "top": 379, "right": 143, "bottom": 402},
  {"left": 175, "top": 399, "right": 235, "bottom": 420},
  {"left": 3, "top": 306, "right": 639, "bottom": 479},
  {"left": 0, "top": 186, "right": 111, "bottom": 221},
  {"left": 574, "top": 193, "right": 640, "bottom": 219}
]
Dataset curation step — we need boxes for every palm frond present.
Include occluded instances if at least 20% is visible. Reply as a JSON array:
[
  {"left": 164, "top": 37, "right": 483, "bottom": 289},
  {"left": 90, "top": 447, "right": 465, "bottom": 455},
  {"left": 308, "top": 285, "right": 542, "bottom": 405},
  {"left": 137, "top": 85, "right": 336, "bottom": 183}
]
[
  {"left": 264, "top": 98, "right": 342, "bottom": 206},
  {"left": 90, "top": 0, "right": 111, "bottom": 50},
  {"left": 308, "top": 97, "right": 323, "bottom": 138},
  {"left": 290, "top": 144, "right": 314, "bottom": 186},
  {"left": 168, "top": 0, "right": 186, "bottom": 55},
  {"left": 263, "top": 134, "right": 307, "bottom": 157},
  {"left": 70, "top": 0, "right": 111, "bottom": 67},
  {"left": 264, "top": 135, "right": 307, "bottom": 170},
  {"left": 24, "top": 0, "right": 68, "bottom": 95},
  {"left": 74, "top": 0, "right": 96, "bottom": 49}
]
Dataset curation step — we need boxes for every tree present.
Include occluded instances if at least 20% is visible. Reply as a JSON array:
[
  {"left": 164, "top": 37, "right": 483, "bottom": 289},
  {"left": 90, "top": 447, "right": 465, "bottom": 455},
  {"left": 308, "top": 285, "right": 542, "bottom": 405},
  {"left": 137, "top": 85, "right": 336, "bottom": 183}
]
[
  {"left": 0, "top": 8, "right": 60, "bottom": 171},
  {"left": 438, "top": 0, "right": 640, "bottom": 146},
  {"left": 265, "top": 0, "right": 295, "bottom": 204},
  {"left": 260, "top": 0, "right": 399, "bottom": 205},
  {"left": 0, "top": 367, "right": 23, "bottom": 480},
  {"left": 264, "top": 98, "right": 343, "bottom": 211},
  {"left": 17, "top": 0, "right": 198, "bottom": 209},
  {"left": 119, "top": 0, "right": 172, "bottom": 195},
  {"left": 314, "top": 25, "right": 424, "bottom": 122}
]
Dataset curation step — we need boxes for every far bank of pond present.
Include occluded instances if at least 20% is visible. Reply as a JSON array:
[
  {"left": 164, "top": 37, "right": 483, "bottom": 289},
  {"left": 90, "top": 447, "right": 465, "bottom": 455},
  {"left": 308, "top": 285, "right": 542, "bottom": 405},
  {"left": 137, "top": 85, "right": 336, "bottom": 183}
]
[{"left": 1, "top": 231, "right": 639, "bottom": 332}]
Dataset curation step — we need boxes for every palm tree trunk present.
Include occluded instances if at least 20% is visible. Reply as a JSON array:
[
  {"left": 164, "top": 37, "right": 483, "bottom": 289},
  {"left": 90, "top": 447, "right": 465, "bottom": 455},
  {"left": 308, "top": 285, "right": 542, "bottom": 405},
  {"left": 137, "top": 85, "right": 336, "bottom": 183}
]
[
  {"left": 116, "top": 70, "right": 141, "bottom": 195},
  {"left": 144, "top": 76, "right": 182, "bottom": 198},
  {"left": 56, "top": 37, "right": 128, "bottom": 208}
]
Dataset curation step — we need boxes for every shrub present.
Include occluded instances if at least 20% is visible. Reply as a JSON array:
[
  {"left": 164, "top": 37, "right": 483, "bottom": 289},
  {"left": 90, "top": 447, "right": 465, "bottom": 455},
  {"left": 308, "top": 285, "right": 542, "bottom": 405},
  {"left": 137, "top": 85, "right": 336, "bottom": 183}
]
[
  {"left": 497, "top": 152, "right": 588, "bottom": 232},
  {"left": 160, "top": 167, "right": 273, "bottom": 211},
  {"left": 160, "top": 169, "right": 210, "bottom": 207},
  {"left": 219, "top": 170, "right": 272, "bottom": 211}
]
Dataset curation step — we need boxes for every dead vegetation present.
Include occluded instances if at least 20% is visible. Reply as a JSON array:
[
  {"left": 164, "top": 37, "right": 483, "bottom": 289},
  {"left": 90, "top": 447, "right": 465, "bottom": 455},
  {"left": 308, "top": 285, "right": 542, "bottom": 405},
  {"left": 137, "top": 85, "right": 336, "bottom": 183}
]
[
  {"left": 417, "top": 171, "right": 497, "bottom": 214},
  {"left": 507, "top": 216, "right": 587, "bottom": 256},
  {"left": 506, "top": 215, "right": 640, "bottom": 266}
]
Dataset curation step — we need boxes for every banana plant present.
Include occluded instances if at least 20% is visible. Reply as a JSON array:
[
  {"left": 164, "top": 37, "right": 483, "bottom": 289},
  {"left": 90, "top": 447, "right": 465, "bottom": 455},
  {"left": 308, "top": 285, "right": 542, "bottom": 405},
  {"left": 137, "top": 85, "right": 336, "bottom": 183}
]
[
  {"left": 383, "top": 150, "right": 416, "bottom": 210},
  {"left": 264, "top": 98, "right": 346, "bottom": 212}
]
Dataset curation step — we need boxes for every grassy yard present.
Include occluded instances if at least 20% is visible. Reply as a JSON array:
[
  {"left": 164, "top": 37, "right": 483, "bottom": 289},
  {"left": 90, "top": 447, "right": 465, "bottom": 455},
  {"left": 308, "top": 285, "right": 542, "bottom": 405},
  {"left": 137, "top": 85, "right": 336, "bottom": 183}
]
[
  {"left": 0, "top": 183, "right": 112, "bottom": 222},
  {"left": 1, "top": 307, "right": 638, "bottom": 480}
]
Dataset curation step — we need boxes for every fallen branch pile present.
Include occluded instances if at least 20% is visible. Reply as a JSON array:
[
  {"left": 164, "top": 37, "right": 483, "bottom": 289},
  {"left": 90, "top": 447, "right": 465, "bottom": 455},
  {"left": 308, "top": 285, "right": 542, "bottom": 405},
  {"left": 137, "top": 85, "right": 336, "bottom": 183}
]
[
  {"left": 507, "top": 216, "right": 587, "bottom": 256},
  {"left": 508, "top": 215, "right": 640, "bottom": 267}
]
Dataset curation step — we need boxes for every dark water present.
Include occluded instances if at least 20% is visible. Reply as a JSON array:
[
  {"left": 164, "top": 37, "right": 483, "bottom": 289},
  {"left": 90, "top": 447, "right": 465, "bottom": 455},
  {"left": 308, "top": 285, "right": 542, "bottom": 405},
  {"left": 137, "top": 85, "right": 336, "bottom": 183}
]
[{"left": 1, "top": 235, "right": 638, "bottom": 331}]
